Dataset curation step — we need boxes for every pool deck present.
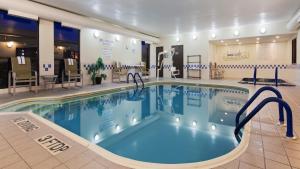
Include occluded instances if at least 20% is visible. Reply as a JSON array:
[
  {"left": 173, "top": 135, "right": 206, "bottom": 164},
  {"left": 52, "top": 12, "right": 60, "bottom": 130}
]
[{"left": 0, "top": 79, "right": 299, "bottom": 169}]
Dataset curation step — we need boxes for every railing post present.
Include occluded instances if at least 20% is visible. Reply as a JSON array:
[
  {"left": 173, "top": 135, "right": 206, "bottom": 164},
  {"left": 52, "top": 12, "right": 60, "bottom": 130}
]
[
  {"left": 253, "top": 66, "right": 257, "bottom": 86},
  {"left": 275, "top": 67, "right": 278, "bottom": 87}
]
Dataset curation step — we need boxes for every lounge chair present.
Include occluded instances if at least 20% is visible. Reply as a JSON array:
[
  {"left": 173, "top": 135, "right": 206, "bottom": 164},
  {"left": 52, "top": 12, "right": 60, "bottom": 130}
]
[
  {"left": 62, "top": 58, "right": 83, "bottom": 88},
  {"left": 8, "top": 56, "right": 38, "bottom": 95},
  {"left": 112, "top": 62, "right": 128, "bottom": 82}
]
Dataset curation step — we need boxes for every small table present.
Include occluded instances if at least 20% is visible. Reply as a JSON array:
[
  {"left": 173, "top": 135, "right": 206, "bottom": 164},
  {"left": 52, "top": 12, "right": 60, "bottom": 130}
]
[{"left": 41, "top": 75, "right": 58, "bottom": 89}]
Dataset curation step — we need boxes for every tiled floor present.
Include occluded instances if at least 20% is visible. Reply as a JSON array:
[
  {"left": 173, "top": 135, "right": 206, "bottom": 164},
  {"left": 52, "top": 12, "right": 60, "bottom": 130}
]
[{"left": 0, "top": 79, "right": 299, "bottom": 169}]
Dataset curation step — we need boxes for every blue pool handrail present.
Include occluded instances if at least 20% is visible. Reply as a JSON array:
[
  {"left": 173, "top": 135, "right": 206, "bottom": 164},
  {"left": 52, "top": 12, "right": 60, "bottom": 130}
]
[
  {"left": 134, "top": 73, "right": 145, "bottom": 89},
  {"left": 235, "top": 86, "right": 284, "bottom": 126},
  {"left": 235, "top": 97, "right": 294, "bottom": 138},
  {"left": 127, "top": 73, "right": 138, "bottom": 88},
  {"left": 275, "top": 67, "right": 278, "bottom": 87},
  {"left": 253, "top": 66, "right": 257, "bottom": 86}
]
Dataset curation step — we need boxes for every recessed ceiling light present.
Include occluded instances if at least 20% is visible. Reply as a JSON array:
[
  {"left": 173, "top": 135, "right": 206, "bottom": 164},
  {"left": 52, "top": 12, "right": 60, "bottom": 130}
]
[
  {"left": 276, "top": 36, "right": 280, "bottom": 39},
  {"left": 260, "top": 27, "right": 266, "bottom": 34},
  {"left": 211, "top": 33, "right": 216, "bottom": 39},
  {"left": 256, "top": 37, "right": 260, "bottom": 41},
  {"left": 176, "top": 37, "right": 180, "bottom": 42},
  {"left": 234, "top": 30, "right": 240, "bottom": 36}
]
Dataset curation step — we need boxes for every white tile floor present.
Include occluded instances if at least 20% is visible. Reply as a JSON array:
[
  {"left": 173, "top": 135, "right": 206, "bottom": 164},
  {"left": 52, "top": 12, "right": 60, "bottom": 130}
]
[{"left": 0, "top": 79, "right": 299, "bottom": 169}]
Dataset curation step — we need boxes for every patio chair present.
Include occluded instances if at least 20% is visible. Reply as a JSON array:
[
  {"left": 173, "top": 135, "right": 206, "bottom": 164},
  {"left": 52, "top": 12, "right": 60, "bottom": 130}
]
[
  {"left": 8, "top": 56, "right": 38, "bottom": 96},
  {"left": 112, "top": 61, "right": 128, "bottom": 82},
  {"left": 62, "top": 58, "right": 83, "bottom": 88},
  {"left": 171, "top": 66, "right": 180, "bottom": 78}
]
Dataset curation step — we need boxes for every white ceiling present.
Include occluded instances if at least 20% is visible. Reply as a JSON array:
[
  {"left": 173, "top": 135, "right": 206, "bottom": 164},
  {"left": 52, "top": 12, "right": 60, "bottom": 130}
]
[{"left": 32, "top": 0, "right": 300, "bottom": 37}]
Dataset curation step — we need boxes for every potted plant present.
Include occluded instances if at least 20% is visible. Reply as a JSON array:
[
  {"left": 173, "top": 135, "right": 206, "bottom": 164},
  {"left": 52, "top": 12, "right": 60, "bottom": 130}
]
[{"left": 87, "top": 57, "right": 107, "bottom": 85}]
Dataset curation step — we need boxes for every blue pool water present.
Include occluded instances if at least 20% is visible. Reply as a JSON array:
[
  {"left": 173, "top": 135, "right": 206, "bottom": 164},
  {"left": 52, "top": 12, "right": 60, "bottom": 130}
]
[{"left": 0, "top": 84, "right": 248, "bottom": 164}]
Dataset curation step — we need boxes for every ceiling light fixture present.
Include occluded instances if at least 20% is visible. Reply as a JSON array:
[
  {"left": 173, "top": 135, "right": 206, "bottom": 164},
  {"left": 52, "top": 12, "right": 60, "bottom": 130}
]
[
  {"left": 276, "top": 36, "right": 280, "bottom": 39},
  {"left": 256, "top": 37, "right": 260, "bottom": 41},
  {"left": 260, "top": 27, "right": 266, "bottom": 34}
]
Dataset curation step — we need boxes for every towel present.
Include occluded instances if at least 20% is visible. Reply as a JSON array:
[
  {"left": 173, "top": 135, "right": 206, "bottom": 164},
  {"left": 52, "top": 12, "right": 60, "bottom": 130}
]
[
  {"left": 21, "top": 56, "right": 25, "bottom": 64},
  {"left": 17, "top": 56, "right": 26, "bottom": 64},
  {"left": 17, "top": 56, "right": 22, "bottom": 64},
  {"left": 68, "top": 58, "right": 74, "bottom": 65}
]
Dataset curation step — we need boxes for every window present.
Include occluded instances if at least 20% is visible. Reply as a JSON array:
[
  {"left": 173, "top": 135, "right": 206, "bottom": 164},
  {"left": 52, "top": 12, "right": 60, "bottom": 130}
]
[
  {"left": 54, "top": 22, "right": 80, "bottom": 83},
  {"left": 0, "top": 10, "right": 39, "bottom": 89}
]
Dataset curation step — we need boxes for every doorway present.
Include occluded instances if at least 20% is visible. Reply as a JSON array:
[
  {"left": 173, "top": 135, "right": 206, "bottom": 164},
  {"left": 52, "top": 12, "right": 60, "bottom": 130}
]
[
  {"left": 292, "top": 38, "right": 297, "bottom": 64},
  {"left": 171, "top": 45, "right": 184, "bottom": 78},
  {"left": 156, "top": 46, "right": 164, "bottom": 78},
  {"left": 142, "top": 41, "right": 150, "bottom": 70}
]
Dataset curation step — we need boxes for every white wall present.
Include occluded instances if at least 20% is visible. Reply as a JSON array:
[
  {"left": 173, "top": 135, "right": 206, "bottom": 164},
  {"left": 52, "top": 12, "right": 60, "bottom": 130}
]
[
  {"left": 160, "top": 31, "right": 211, "bottom": 79},
  {"left": 80, "top": 28, "right": 143, "bottom": 85},
  {"left": 298, "top": 29, "right": 300, "bottom": 64}
]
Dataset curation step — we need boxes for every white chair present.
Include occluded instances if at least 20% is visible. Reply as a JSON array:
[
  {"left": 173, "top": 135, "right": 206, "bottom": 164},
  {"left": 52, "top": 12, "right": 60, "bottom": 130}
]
[{"left": 171, "top": 67, "right": 180, "bottom": 78}]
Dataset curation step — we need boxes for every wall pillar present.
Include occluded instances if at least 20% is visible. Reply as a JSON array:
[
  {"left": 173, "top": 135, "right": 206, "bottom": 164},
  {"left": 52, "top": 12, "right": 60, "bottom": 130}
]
[{"left": 39, "top": 19, "right": 54, "bottom": 78}]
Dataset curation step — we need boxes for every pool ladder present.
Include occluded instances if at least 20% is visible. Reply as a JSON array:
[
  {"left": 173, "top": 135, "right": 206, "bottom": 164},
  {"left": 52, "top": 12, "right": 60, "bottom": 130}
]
[
  {"left": 235, "top": 86, "right": 296, "bottom": 140},
  {"left": 127, "top": 73, "right": 144, "bottom": 89}
]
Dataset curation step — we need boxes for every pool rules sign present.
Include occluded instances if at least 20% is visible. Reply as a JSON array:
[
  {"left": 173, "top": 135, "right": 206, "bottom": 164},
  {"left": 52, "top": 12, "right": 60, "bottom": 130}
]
[{"left": 35, "top": 134, "right": 71, "bottom": 155}]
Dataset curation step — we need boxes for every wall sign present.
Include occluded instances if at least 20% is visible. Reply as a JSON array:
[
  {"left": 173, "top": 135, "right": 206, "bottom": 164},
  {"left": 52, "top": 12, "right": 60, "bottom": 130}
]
[
  {"left": 35, "top": 134, "right": 71, "bottom": 155},
  {"left": 100, "top": 39, "right": 113, "bottom": 58},
  {"left": 223, "top": 47, "right": 249, "bottom": 61},
  {"left": 12, "top": 117, "right": 40, "bottom": 133}
]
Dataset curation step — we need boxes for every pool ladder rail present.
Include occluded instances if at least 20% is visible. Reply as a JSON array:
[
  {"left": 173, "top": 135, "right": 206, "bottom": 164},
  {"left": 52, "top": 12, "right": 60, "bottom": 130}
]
[
  {"left": 127, "top": 73, "right": 144, "bottom": 89},
  {"left": 235, "top": 86, "right": 297, "bottom": 141}
]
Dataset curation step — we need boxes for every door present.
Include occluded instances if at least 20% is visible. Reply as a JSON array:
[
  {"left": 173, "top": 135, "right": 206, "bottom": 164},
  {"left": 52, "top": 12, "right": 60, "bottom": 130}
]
[
  {"left": 292, "top": 38, "right": 297, "bottom": 64},
  {"left": 156, "top": 46, "right": 164, "bottom": 77},
  {"left": 171, "top": 45, "right": 184, "bottom": 78},
  {"left": 142, "top": 42, "right": 150, "bottom": 69}
]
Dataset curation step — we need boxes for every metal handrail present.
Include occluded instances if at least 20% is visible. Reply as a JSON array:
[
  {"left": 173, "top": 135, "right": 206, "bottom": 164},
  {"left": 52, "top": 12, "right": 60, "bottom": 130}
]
[
  {"left": 134, "top": 73, "right": 144, "bottom": 89},
  {"left": 235, "top": 97, "right": 295, "bottom": 139},
  {"left": 127, "top": 73, "right": 138, "bottom": 88},
  {"left": 235, "top": 86, "right": 284, "bottom": 126}
]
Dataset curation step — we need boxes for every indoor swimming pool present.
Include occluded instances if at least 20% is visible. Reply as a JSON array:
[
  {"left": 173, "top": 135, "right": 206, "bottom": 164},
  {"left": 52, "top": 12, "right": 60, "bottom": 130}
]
[{"left": 0, "top": 84, "right": 249, "bottom": 164}]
